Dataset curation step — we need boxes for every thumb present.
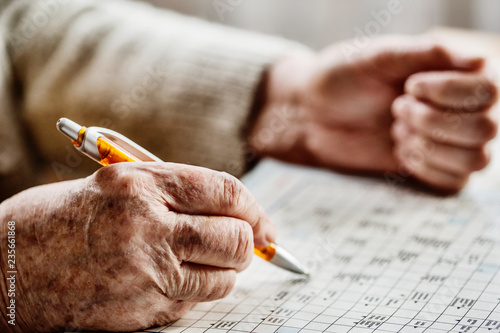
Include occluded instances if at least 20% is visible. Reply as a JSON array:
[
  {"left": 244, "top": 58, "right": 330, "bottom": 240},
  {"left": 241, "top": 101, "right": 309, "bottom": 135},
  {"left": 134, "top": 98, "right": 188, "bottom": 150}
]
[
  {"left": 449, "top": 51, "right": 484, "bottom": 70},
  {"left": 360, "top": 35, "right": 484, "bottom": 82}
]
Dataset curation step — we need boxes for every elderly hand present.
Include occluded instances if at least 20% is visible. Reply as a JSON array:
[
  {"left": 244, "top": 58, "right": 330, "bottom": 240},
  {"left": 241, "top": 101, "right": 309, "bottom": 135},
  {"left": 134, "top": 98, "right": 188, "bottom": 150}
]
[
  {"left": 249, "top": 35, "right": 498, "bottom": 191},
  {"left": 0, "top": 162, "right": 275, "bottom": 332}
]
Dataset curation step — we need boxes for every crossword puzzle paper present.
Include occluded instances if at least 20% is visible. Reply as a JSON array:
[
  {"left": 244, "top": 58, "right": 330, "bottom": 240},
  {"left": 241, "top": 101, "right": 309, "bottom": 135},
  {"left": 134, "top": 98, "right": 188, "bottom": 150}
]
[{"left": 142, "top": 160, "right": 500, "bottom": 333}]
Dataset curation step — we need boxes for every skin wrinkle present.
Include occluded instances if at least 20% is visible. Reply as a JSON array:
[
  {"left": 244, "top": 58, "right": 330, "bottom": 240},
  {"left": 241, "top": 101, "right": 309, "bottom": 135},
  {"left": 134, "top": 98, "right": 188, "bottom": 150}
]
[
  {"left": 0, "top": 162, "right": 265, "bottom": 331},
  {"left": 173, "top": 217, "right": 204, "bottom": 261},
  {"left": 149, "top": 166, "right": 197, "bottom": 212},
  {"left": 139, "top": 231, "right": 179, "bottom": 295},
  {"left": 221, "top": 173, "right": 244, "bottom": 217},
  {"left": 142, "top": 245, "right": 170, "bottom": 296},
  {"left": 233, "top": 222, "right": 253, "bottom": 271},
  {"left": 171, "top": 173, "right": 207, "bottom": 212},
  {"left": 6, "top": 161, "right": 259, "bottom": 330}
]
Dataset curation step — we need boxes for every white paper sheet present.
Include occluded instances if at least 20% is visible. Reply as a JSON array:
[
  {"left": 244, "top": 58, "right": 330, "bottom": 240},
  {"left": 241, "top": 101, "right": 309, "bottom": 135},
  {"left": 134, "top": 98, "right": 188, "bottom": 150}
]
[{"left": 143, "top": 159, "right": 500, "bottom": 333}]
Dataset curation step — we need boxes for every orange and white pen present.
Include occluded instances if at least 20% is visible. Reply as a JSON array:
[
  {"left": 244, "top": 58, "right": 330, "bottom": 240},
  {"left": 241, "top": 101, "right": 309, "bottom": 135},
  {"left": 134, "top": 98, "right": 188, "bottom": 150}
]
[{"left": 56, "top": 118, "right": 309, "bottom": 275}]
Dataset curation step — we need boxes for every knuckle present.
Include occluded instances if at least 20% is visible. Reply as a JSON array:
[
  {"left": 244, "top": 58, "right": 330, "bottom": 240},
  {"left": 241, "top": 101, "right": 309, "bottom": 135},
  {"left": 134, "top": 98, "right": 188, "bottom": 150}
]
[
  {"left": 93, "top": 163, "right": 122, "bottom": 184},
  {"left": 93, "top": 163, "right": 144, "bottom": 194},
  {"left": 390, "top": 122, "right": 400, "bottom": 142},
  {"left": 476, "top": 79, "right": 498, "bottom": 104},
  {"left": 453, "top": 175, "right": 469, "bottom": 191},
  {"left": 391, "top": 120, "right": 410, "bottom": 143},
  {"left": 427, "top": 43, "right": 453, "bottom": 68},
  {"left": 233, "top": 222, "right": 254, "bottom": 271},
  {"left": 178, "top": 167, "right": 206, "bottom": 186},
  {"left": 219, "top": 172, "right": 244, "bottom": 211},
  {"left": 218, "top": 271, "right": 236, "bottom": 299},
  {"left": 200, "top": 269, "right": 236, "bottom": 301},
  {"left": 172, "top": 218, "right": 201, "bottom": 260},
  {"left": 406, "top": 75, "right": 426, "bottom": 96},
  {"left": 391, "top": 95, "right": 409, "bottom": 117},
  {"left": 415, "top": 105, "right": 438, "bottom": 129},
  {"left": 428, "top": 43, "right": 448, "bottom": 60},
  {"left": 469, "top": 147, "right": 490, "bottom": 171},
  {"left": 169, "top": 168, "right": 207, "bottom": 207},
  {"left": 475, "top": 114, "right": 498, "bottom": 142}
]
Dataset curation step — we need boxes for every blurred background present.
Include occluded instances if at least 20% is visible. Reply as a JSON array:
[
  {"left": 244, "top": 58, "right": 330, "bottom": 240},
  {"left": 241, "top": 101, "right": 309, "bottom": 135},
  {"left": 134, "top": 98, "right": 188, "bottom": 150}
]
[
  {"left": 143, "top": 0, "right": 500, "bottom": 50},
  {"left": 139, "top": 0, "right": 500, "bottom": 190}
]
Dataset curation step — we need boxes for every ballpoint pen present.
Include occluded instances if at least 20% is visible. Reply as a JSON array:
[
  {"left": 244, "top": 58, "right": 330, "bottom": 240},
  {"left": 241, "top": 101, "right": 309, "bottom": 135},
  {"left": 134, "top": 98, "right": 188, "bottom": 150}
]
[{"left": 56, "top": 117, "right": 309, "bottom": 275}]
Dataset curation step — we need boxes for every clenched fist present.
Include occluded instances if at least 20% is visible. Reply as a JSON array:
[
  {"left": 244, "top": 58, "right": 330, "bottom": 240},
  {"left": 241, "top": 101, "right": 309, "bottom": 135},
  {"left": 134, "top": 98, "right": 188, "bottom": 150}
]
[
  {"left": 0, "top": 162, "right": 276, "bottom": 332},
  {"left": 250, "top": 35, "right": 498, "bottom": 191}
]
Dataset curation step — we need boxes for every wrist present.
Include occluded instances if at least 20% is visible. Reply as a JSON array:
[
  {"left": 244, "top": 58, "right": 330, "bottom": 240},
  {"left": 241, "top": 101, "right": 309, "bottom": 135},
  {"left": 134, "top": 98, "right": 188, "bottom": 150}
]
[{"left": 247, "top": 51, "right": 314, "bottom": 159}]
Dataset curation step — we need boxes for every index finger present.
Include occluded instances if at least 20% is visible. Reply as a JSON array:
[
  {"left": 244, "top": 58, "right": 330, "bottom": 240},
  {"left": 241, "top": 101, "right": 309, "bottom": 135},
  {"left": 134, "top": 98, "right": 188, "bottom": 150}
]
[
  {"left": 155, "top": 163, "right": 276, "bottom": 247},
  {"left": 405, "top": 71, "right": 498, "bottom": 110},
  {"left": 169, "top": 213, "right": 254, "bottom": 272}
]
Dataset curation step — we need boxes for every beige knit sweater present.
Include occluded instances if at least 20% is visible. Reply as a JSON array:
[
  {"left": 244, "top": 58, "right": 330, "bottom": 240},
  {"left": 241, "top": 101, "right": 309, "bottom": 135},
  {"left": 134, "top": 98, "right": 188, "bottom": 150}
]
[{"left": 0, "top": 0, "right": 306, "bottom": 200}]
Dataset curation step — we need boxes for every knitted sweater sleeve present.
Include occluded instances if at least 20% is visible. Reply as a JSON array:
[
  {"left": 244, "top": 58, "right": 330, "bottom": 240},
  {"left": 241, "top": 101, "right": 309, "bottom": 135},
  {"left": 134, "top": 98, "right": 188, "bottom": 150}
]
[{"left": 0, "top": 0, "right": 308, "bottom": 200}]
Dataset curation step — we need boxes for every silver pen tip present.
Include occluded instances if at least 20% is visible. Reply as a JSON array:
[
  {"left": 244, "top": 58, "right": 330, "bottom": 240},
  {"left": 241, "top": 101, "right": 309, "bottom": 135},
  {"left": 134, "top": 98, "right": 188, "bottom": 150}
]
[
  {"left": 56, "top": 118, "right": 83, "bottom": 142},
  {"left": 270, "top": 244, "right": 310, "bottom": 276}
]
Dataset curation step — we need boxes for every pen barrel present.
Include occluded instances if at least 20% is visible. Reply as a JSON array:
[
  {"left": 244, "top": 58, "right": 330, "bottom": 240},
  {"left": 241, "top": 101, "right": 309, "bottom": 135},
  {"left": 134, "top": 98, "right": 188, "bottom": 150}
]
[
  {"left": 96, "top": 137, "right": 140, "bottom": 165},
  {"left": 254, "top": 243, "right": 277, "bottom": 261}
]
